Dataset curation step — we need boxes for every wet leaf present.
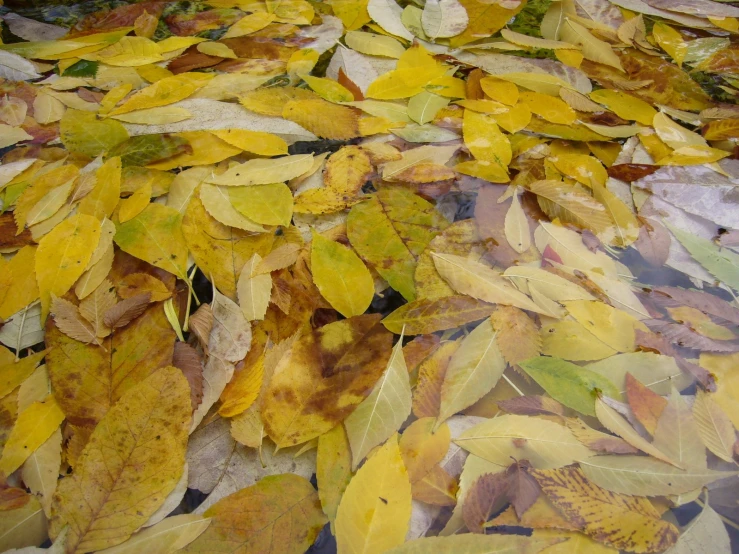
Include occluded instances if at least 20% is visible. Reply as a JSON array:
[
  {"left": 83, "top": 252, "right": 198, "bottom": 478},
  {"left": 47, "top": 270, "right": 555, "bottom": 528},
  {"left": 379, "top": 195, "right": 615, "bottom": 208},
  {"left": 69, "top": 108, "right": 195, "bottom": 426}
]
[{"left": 50, "top": 366, "right": 190, "bottom": 553}]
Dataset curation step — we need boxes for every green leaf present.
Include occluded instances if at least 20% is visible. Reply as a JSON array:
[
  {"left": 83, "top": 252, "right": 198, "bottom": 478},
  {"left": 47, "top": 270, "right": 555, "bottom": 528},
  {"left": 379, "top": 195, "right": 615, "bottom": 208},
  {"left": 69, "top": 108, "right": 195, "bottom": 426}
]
[
  {"left": 60, "top": 110, "right": 129, "bottom": 158},
  {"left": 107, "top": 134, "right": 191, "bottom": 167},
  {"left": 665, "top": 222, "right": 739, "bottom": 291},
  {"left": 61, "top": 60, "right": 98, "bottom": 77},
  {"left": 518, "top": 356, "right": 620, "bottom": 416},
  {"left": 347, "top": 187, "right": 449, "bottom": 301},
  {"left": 114, "top": 203, "right": 189, "bottom": 281}
]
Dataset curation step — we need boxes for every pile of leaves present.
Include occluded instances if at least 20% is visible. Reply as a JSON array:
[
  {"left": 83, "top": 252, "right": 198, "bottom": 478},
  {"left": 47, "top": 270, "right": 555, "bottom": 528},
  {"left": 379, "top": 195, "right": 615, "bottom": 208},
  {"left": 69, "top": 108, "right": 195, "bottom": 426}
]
[{"left": 1, "top": 0, "right": 739, "bottom": 552}]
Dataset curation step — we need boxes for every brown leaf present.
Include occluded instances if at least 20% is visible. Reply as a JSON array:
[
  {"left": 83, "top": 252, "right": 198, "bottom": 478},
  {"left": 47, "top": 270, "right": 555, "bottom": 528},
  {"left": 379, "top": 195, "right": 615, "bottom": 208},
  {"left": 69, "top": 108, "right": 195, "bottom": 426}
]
[
  {"left": 283, "top": 99, "right": 360, "bottom": 140},
  {"left": 78, "top": 280, "right": 117, "bottom": 339},
  {"left": 634, "top": 217, "right": 671, "bottom": 267},
  {"left": 567, "top": 417, "right": 640, "bottom": 454},
  {"left": 645, "top": 320, "right": 739, "bottom": 353},
  {"left": 103, "top": 292, "right": 152, "bottom": 329},
  {"left": 490, "top": 305, "right": 541, "bottom": 366},
  {"left": 172, "top": 342, "right": 204, "bottom": 411},
  {"left": 497, "top": 395, "right": 566, "bottom": 417},
  {"left": 50, "top": 296, "right": 101, "bottom": 346},
  {"left": 607, "top": 164, "right": 659, "bottom": 182},
  {"left": 462, "top": 472, "right": 507, "bottom": 533},
  {"left": 189, "top": 303, "right": 214, "bottom": 355},
  {"left": 625, "top": 373, "right": 667, "bottom": 435},
  {"left": 506, "top": 460, "right": 540, "bottom": 519},
  {"left": 411, "top": 465, "right": 458, "bottom": 506},
  {"left": 402, "top": 334, "right": 441, "bottom": 376},
  {"left": 118, "top": 272, "right": 172, "bottom": 302},
  {"left": 412, "top": 341, "right": 459, "bottom": 418},
  {"left": 636, "top": 330, "right": 716, "bottom": 391},
  {"left": 651, "top": 286, "right": 739, "bottom": 326}
]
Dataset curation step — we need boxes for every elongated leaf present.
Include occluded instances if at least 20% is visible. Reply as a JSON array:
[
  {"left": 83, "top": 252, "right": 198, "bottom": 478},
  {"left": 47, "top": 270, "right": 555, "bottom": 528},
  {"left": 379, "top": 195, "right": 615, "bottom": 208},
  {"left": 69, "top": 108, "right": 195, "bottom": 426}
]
[
  {"left": 432, "top": 253, "right": 551, "bottom": 315},
  {"left": 437, "top": 319, "right": 505, "bottom": 426},
  {"left": 348, "top": 187, "right": 448, "bottom": 301},
  {"left": 533, "top": 466, "right": 678, "bottom": 553},
  {"left": 692, "top": 390, "right": 736, "bottom": 463},
  {"left": 579, "top": 455, "right": 735, "bottom": 497},
  {"left": 666, "top": 222, "right": 739, "bottom": 291},
  {"left": 344, "top": 334, "right": 411, "bottom": 469},
  {"left": 50, "top": 367, "right": 191, "bottom": 553},
  {"left": 519, "top": 357, "right": 620, "bottom": 417},
  {"left": 455, "top": 414, "right": 592, "bottom": 469},
  {"left": 335, "top": 434, "right": 412, "bottom": 553}
]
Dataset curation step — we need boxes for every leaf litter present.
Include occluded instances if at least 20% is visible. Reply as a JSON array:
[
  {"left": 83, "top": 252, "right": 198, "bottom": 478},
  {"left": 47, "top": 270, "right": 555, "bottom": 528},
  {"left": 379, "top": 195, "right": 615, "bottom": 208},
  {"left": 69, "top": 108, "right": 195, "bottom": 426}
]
[{"left": 0, "top": 0, "right": 739, "bottom": 552}]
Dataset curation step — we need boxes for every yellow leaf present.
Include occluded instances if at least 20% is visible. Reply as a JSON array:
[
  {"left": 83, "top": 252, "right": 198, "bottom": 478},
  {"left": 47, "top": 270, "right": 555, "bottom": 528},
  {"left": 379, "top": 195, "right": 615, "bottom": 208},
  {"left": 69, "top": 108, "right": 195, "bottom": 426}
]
[
  {"left": 148, "top": 131, "right": 241, "bottom": 170},
  {"left": 0, "top": 245, "right": 40, "bottom": 320},
  {"left": 329, "top": 0, "right": 371, "bottom": 30},
  {"left": 284, "top": 98, "right": 362, "bottom": 140},
  {"left": 527, "top": 180, "right": 612, "bottom": 235},
  {"left": 589, "top": 89, "right": 657, "bottom": 126},
  {"left": 200, "top": 183, "right": 266, "bottom": 233},
  {"left": 560, "top": 19, "right": 623, "bottom": 71},
  {"left": 317, "top": 424, "right": 353, "bottom": 532},
  {"left": 448, "top": 0, "right": 525, "bottom": 47},
  {"left": 550, "top": 153, "right": 607, "bottom": 187},
  {"left": 493, "top": 103, "right": 532, "bottom": 134},
  {"left": 504, "top": 191, "right": 530, "bottom": 253},
  {"left": 229, "top": 183, "right": 294, "bottom": 226},
  {"left": 541, "top": 320, "right": 618, "bottom": 362},
  {"left": 495, "top": 72, "right": 576, "bottom": 96},
  {"left": 479, "top": 76, "right": 519, "bottom": 105},
  {"left": 595, "top": 397, "right": 679, "bottom": 467},
  {"left": 344, "top": 333, "right": 411, "bottom": 468},
  {"left": 564, "top": 300, "right": 637, "bottom": 353},
  {"left": 22, "top": 427, "right": 62, "bottom": 517},
  {"left": 219, "top": 352, "right": 265, "bottom": 418},
  {"left": 302, "top": 74, "right": 355, "bottom": 103},
  {"left": 455, "top": 414, "right": 592, "bottom": 468},
  {"left": 262, "top": 315, "right": 392, "bottom": 446},
  {"left": 520, "top": 91, "right": 576, "bottom": 125},
  {"left": 209, "top": 154, "right": 314, "bottom": 186},
  {"left": 78, "top": 156, "right": 122, "bottom": 221},
  {"left": 237, "top": 253, "right": 272, "bottom": 321},
  {"left": 652, "top": 22, "right": 687, "bottom": 67},
  {"left": 653, "top": 388, "right": 706, "bottom": 470},
  {"left": 437, "top": 319, "right": 505, "bottom": 426},
  {"left": 109, "top": 106, "right": 192, "bottom": 124},
  {"left": 463, "top": 109, "right": 512, "bottom": 168},
  {"left": 367, "top": 65, "right": 447, "bottom": 100},
  {"left": 109, "top": 73, "right": 214, "bottom": 116},
  {"left": 118, "top": 181, "right": 152, "bottom": 224},
  {"left": 0, "top": 396, "right": 63, "bottom": 475},
  {"left": 335, "top": 434, "right": 412, "bottom": 553},
  {"left": 83, "top": 36, "right": 163, "bottom": 66},
  {"left": 532, "top": 466, "right": 678, "bottom": 553},
  {"left": 182, "top": 196, "right": 277, "bottom": 300},
  {"left": 655, "top": 145, "right": 730, "bottom": 166},
  {"left": 114, "top": 203, "right": 189, "bottom": 281},
  {"left": 431, "top": 252, "right": 552, "bottom": 315},
  {"left": 209, "top": 129, "right": 287, "bottom": 157},
  {"left": 96, "top": 514, "right": 211, "bottom": 554},
  {"left": 0, "top": 348, "right": 46, "bottom": 400},
  {"left": 692, "top": 390, "right": 736, "bottom": 464},
  {"left": 50, "top": 367, "right": 190, "bottom": 553},
  {"left": 222, "top": 12, "right": 277, "bottom": 38},
  {"left": 592, "top": 181, "right": 640, "bottom": 247},
  {"left": 311, "top": 232, "right": 375, "bottom": 318},
  {"left": 182, "top": 474, "right": 326, "bottom": 553},
  {"left": 502, "top": 28, "right": 580, "bottom": 50},
  {"left": 345, "top": 30, "right": 405, "bottom": 58},
  {"left": 652, "top": 112, "right": 706, "bottom": 150},
  {"left": 196, "top": 41, "right": 237, "bottom": 58},
  {"left": 36, "top": 214, "right": 101, "bottom": 320}
]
